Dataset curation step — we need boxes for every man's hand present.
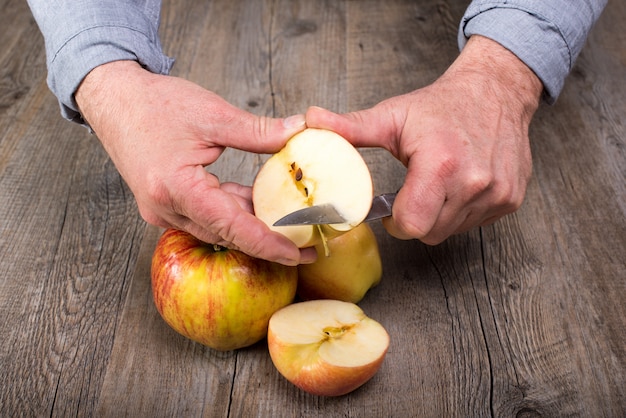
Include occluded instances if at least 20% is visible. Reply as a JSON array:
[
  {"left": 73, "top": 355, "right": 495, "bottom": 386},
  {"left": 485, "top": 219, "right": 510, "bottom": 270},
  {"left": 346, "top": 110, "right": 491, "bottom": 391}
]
[
  {"left": 76, "top": 60, "right": 314, "bottom": 265},
  {"left": 306, "top": 36, "right": 543, "bottom": 244}
]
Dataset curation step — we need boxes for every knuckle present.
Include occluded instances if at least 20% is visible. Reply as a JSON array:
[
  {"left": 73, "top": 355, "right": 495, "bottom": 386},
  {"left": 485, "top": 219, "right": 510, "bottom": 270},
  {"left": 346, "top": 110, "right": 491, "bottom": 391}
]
[
  {"left": 464, "top": 169, "right": 494, "bottom": 199},
  {"left": 143, "top": 169, "right": 170, "bottom": 206},
  {"left": 137, "top": 204, "right": 168, "bottom": 228},
  {"left": 493, "top": 176, "right": 526, "bottom": 210},
  {"left": 253, "top": 115, "right": 271, "bottom": 143},
  {"left": 436, "top": 154, "right": 461, "bottom": 179}
]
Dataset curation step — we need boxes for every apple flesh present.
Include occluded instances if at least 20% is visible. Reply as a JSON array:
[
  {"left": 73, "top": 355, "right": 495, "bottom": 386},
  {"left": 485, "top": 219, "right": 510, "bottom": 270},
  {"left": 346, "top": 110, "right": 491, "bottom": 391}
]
[
  {"left": 151, "top": 228, "right": 298, "bottom": 351},
  {"left": 252, "top": 128, "right": 373, "bottom": 248},
  {"left": 267, "top": 299, "right": 390, "bottom": 396},
  {"left": 297, "top": 222, "right": 382, "bottom": 303}
]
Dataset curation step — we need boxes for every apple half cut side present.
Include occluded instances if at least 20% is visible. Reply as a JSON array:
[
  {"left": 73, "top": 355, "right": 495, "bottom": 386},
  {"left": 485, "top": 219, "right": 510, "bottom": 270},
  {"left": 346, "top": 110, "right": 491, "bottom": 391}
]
[
  {"left": 252, "top": 128, "right": 373, "bottom": 248},
  {"left": 267, "top": 299, "right": 390, "bottom": 397}
]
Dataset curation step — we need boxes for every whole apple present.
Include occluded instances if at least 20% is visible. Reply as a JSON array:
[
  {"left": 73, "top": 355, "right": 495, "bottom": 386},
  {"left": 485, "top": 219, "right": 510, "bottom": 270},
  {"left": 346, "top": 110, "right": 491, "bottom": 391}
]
[
  {"left": 151, "top": 228, "right": 298, "bottom": 351},
  {"left": 297, "top": 223, "right": 382, "bottom": 303}
]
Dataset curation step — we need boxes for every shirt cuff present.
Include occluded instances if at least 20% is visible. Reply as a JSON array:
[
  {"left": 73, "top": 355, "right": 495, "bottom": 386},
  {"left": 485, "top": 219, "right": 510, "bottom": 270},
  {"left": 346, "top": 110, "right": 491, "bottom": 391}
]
[
  {"left": 458, "top": 7, "right": 569, "bottom": 104},
  {"left": 46, "top": 5, "right": 174, "bottom": 125}
]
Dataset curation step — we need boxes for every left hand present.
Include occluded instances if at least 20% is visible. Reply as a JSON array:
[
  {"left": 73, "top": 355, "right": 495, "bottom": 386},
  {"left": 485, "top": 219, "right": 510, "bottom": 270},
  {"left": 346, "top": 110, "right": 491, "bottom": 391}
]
[{"left": 75, "top": 60, "right": 313, "bottom": 265}]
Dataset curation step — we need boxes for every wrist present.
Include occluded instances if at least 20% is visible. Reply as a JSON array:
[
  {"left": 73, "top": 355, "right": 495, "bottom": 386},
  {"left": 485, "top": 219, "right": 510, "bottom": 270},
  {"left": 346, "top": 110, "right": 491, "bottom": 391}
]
[
  {"left": 445, "top": 35, "right": 542, "bottom": 119},
  {"left": 75, "top": 60, "right": 147, "bottom": 131}
]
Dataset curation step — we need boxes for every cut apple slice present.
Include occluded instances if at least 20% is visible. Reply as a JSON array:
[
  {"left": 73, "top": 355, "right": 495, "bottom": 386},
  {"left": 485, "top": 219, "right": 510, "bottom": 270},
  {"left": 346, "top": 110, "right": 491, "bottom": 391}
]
[
  {"left": 252, "top": 128, "right": 373, "bottom": 248},
  {"left": 267, "top": 299, "right": 390, "bottom": 397}
]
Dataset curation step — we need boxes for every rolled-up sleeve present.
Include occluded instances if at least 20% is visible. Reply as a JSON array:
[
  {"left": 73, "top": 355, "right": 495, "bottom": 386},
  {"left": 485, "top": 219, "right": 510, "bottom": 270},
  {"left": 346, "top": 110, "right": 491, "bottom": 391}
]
[
  {"left": 27, "top": 0, "right": 174, "bottom": 124},
  {"left": 459, "top": 1, "right": 607, "bottom": 103}
]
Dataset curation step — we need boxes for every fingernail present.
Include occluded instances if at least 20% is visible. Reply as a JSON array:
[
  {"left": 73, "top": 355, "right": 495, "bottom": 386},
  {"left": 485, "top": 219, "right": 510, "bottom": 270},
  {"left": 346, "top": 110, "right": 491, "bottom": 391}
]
[
  {"left": 299, "top": 247, "right": 318, "bottom": 264},
  {"left": 283, "top": 114, "right": 306, "bottom": 129},
  {"left": 277, "top": 257, "right": 299, "bottom": 267}
]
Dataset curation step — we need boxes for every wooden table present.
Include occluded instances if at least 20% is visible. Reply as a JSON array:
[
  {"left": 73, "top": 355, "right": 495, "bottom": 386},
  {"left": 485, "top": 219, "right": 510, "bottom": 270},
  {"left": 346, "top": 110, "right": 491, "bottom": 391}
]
[{"left": 1, "top": 0, "right": 624, "bottom": 416}]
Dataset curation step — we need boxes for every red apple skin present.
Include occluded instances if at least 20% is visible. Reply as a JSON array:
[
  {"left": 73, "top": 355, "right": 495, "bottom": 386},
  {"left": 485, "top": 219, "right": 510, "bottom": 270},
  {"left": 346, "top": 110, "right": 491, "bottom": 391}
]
[
  {"left": 151, "top": 228, "right": 298, "bottom": 351},
  {"left": 267, "top": 334, "right": 387, "bottom": 396}
]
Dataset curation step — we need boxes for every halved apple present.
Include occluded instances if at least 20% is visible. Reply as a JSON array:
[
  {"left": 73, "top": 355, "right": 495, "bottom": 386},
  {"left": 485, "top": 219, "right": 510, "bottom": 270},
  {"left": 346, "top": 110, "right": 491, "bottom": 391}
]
[
  {"left": 267, "top": 299, "right": 390, "bottom": 397},
  {"left": 252, "top": 128, "right": 373, "bottom": 248}
]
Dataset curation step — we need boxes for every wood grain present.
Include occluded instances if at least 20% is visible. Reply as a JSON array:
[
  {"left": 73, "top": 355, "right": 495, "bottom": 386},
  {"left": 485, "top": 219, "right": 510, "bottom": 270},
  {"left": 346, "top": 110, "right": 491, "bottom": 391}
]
[{"left": 0, "top": 0, "right": 624, "bottom": 416}]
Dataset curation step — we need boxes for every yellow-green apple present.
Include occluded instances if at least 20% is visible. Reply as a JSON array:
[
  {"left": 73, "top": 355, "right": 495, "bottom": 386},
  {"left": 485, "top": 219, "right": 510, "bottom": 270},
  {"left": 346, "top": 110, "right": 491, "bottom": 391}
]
[
  {"left": 297, "top": 222, "right": 382, "bottom": 303},
  {"left": 252, "top": 128, "right": 373, "bottom": 248},
  {"left": 267, "top": 299, "right": 390, "bottom": 396},
  {"left": 151, "top": 228, "right": 298, "bottom": 351}
]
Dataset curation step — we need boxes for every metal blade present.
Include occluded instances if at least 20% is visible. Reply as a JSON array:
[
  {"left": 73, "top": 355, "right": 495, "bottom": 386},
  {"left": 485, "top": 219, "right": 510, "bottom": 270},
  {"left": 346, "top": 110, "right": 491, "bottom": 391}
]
[
  {"left": 272, "top": 203, "right": 346, "bottom": 226},
  {"left": 364, "top": 192, "right": 396, "bottom": 221},
  {"left": 272, "top": 192, "right": 396, "bottom": 226}
]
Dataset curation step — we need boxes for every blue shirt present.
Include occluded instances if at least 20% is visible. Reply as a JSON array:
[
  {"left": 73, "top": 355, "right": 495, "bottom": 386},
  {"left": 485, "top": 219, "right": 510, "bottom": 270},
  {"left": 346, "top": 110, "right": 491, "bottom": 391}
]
[
  {"left": 27, "top": 0, "right": 607, "bottom": 124},
  {"left": 459, "top": 0, "right": 607, "bottom": 103}
]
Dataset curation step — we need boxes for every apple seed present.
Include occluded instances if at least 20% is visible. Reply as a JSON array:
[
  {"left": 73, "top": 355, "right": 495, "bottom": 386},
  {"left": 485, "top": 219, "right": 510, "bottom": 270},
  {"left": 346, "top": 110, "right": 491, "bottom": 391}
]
[{"left": 323, "top": 325, "right": 349, "bottom": 338}]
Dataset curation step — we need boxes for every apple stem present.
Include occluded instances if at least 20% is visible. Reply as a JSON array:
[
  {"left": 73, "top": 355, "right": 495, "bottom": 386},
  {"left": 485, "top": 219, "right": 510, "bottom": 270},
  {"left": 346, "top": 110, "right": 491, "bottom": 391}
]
[
  {"left": 316, "top": 225, "right": 331, "bottom": 257},
  {"left": 212, "top": 244, "right": 227, "bottom": 252}
]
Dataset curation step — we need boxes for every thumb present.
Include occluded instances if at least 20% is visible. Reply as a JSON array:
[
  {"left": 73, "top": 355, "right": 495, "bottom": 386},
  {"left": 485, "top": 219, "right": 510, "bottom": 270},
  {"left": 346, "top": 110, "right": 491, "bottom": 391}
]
[
  {"left": 209, "top": 102, "right": 306, "bottom": 153},
  {"left": 305, "top": 105, "right": 399, "bottom": 149},
  {"left": 382, "top": 156, "right": 446, "bottom": 242}
]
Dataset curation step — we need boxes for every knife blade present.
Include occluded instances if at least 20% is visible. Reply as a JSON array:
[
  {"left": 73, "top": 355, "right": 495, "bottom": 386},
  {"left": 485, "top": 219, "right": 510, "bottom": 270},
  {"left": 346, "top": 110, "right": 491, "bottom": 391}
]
[{"left": 272, "top": 193, "right": 396, "bottom": 226}]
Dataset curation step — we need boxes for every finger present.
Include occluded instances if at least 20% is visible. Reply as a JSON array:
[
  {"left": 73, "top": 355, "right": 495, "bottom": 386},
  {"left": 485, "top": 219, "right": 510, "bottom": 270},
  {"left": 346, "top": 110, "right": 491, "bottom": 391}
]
[
  {"left": 154, "top": 165, "right": 300, "bottom": 264},
  {"left": 421, "top": 160, "right": 528, "bottom": 242},
  {"left": 200, "top": 97, "right": 306, "bottom": 153},
  {"left": 395, "top": 181, "right": 515, "bottom": 245},
  {"left": 217, "top": 183, "right": 318, "bottom": 264},
  {"left": 220, "top": 182, "right": 254, "bottom": 214},
  {"left": 218, "top": 183, "right": 317, "bottom": 264},
  {"left": 416, "top": 201, "right": 492, "bottom": 244},
  {"left": 305, "top": 105, "right": 399, "bottom": 150},
  {"left": 183, "top": 193, "right": 304, "bottom": 265},
  {"left": 382, "top": 159, "right": 447, "bottom": 242}
]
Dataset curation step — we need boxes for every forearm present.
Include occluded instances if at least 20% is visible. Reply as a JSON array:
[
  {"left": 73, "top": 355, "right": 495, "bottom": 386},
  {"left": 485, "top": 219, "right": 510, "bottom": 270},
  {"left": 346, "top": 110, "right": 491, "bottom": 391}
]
[
  {"left": 27, "top": 0, "right": 173, "bottom": 125},
  {"left": 460, "top": 0, "right": 608, "bottom": 103}
]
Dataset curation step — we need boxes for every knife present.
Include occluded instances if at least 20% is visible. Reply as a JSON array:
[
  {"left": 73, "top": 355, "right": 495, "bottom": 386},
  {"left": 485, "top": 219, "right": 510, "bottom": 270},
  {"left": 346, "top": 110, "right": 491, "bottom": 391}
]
[{"left": 273, "top": 193, "right": 396, "bottom": 226}]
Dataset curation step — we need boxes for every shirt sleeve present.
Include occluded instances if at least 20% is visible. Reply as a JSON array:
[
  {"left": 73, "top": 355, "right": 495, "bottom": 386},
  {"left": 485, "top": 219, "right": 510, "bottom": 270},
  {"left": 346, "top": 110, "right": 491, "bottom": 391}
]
[
  {"left": 459, "top": 0, "right": 607, "bottom": 103},
  {"left": 27, "top": 0, "right": 175, "bottom": 125}
]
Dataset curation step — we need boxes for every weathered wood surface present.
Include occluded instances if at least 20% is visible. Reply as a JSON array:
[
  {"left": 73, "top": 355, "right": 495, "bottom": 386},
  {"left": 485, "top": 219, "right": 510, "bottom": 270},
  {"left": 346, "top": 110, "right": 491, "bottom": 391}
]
[{"left": 1, "top": 0, "right": 624, "bottom": 416}]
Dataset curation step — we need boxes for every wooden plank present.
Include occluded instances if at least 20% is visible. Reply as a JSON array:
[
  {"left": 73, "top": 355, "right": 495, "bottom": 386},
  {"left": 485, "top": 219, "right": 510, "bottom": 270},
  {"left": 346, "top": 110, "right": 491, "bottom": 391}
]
[
  {"left": 0, "top": 2, "right": 147, "bottom": 416},
  {"left": 95, "top": 0, "right": 280, "bottom": 415},
  {"left": 161, "top": 0, "right": 278, "bottom": 187},
  {"left": 510, "top": 1, "right": 626, "bottom": 413},
  {"left": 337, "top": 2, "right": 492, "bottom": 416},
  {"left": 0, "top": 1, "right": 49, "bottom": 170},
  {"left": 0, "top": 0, "right": 624, "bottom": 416},
  {"left": 96, "top": 0, "right": 626, "bottom": 416},
  {"left": 227, "top": 1, "right": 363, "bottom": 416},
  {"left": 96, "top": 226, "right": 238, "bottom": 417},
  {"left": 465, "top": 1, "right": 626, "bottom": 416},
  {"left": 0, "top": 72, "right": 146, "bottom": 417}
]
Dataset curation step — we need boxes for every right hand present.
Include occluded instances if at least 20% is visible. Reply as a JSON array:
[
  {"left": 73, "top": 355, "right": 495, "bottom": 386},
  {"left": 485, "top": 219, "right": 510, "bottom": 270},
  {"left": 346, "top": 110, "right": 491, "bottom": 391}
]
[{"left": 306, "top": 36, "right": 542, "bottom": 245}]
